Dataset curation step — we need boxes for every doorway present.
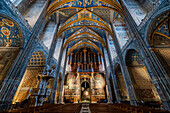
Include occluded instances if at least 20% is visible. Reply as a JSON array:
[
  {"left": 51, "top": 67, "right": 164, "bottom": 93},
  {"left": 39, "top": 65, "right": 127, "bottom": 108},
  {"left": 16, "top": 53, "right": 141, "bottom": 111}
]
[{"left": 81, "top": 82, "right": 90, "bottom": 102}]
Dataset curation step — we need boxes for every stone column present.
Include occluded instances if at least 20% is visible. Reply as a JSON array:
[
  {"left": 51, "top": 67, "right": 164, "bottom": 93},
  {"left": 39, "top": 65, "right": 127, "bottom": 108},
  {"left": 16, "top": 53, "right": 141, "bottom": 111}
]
[
  {"left": 50, "top": 37, "right": 65, "bottom": 103},
  {"left": 101, "top": 47, "right": 113, "bottom": 103},
  {"left": 58, "top": 47, "right": 68, "bottom": 103},
  {"left": 36, "top": 17, "right": 60, "bottom": 105},
  {"left": 110, "top": 22, "right": 138, "bottom": 106},
  {"left": 104, "top": 33, "right": 122, "bottom": 103},
  {"left": 118, "top": 0, "right": 170, "bottom": 109}
]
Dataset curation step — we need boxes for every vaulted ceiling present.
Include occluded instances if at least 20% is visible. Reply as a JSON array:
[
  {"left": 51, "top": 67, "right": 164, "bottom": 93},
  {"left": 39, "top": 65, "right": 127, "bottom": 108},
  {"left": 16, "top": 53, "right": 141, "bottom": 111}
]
[{"left": 45, "top": 0, "right": 124, "bottom": 56}]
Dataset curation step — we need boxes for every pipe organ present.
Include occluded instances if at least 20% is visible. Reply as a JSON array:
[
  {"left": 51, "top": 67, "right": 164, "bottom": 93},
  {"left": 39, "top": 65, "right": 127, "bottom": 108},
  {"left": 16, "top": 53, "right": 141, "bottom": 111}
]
[{"left": 68, "top": 48, "right": 102, "bottom": 72}]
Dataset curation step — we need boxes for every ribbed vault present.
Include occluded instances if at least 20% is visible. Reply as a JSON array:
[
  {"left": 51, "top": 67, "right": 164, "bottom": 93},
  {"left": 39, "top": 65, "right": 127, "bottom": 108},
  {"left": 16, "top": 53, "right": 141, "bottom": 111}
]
[{"left": 45, "top": 0, "right": 123, "bottom": 57}]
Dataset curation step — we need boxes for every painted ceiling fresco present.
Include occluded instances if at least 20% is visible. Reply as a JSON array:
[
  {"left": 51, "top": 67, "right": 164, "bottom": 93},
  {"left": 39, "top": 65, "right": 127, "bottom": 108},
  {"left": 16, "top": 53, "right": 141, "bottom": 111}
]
[{"left": 46, "top": 0, "right": 126, "bottom": 61}]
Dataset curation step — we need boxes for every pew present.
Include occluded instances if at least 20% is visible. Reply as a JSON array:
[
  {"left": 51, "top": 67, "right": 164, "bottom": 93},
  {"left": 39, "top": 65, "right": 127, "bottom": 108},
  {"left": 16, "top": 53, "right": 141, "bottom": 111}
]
[
  {"left": 7, "top": 103, "right": 81, "bottom": 113},
  {"left": 5, "top": 103, "right": 170, "bottom": 113},
  {"left": 89, "top": 103, "right": 169, "bottom": 113}
]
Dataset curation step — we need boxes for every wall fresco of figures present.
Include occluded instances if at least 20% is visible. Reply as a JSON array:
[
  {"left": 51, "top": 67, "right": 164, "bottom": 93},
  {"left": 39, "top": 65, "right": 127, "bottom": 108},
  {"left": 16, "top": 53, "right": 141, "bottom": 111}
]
[
  {"left": 126, "top": 50, "right": 161, "bottom": 101},
  {"left": 64, "top": 73, "right": 106, "bottom": 103},
  {"left": 0, "top": 16, "right": 22, "bottom": 88}
]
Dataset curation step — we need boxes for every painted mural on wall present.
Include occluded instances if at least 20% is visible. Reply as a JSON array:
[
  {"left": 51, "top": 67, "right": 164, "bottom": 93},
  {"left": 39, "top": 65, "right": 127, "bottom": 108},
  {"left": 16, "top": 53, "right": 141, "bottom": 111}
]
[
  {"left": 151, "top": 17, "right": 170, "bottom": 46},
  {"left": 124, "top": 0, "right": 146, "bottom": 26},
  {"left": 0, "top": 16, "right": 22, "bottom": 47},
  {"left": 0, "top": 16, "right": 22, "bottom": 89},
  {"left": 64, "top": 73, "right": 80, "bottom": 102},
  {"left": 149, "top": 12, "right": 170, "bottom": 77},
  {"left": 113, "top": 20, "right": 129, "bottom": 49},
  {"left": 126, "top": 50, "right": 160, "bottom": 101},
  {"left": 12, "top": 51, "right": 45, "bottom": 103},
  {"left": 12, "top": 69, "right": 40, "bottom": 103}
]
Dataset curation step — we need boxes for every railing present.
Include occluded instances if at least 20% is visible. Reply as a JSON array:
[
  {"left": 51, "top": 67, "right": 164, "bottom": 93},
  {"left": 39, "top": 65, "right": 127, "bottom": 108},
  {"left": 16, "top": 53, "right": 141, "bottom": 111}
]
[{"left": 4, "top": 0, "right": 32, "bottom": 31}]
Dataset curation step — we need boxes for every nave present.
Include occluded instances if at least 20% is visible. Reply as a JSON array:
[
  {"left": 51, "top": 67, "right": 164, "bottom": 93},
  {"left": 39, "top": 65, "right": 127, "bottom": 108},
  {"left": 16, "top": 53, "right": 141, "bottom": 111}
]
[{"left": 0, "top": 0, "right": 169, "bottom": 112}]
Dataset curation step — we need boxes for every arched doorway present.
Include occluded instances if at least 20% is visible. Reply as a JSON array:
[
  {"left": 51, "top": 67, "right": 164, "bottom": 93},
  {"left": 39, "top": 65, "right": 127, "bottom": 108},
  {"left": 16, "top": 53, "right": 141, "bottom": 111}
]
[
  {"left": 12, "top": 51, "right": 45, "bottom": 104},
  {"left": 0, "top": 15, "right": 23, "bottom": 87},
  {"left": 115, "top": 63, "right": 129, "bottom": 102},
  {"left": 126, "top": 49, "right": 161, "bottom": 106},
  {"left": 81, "top": 81, "right": 90, "bottom": 101},
  {"left": 148, "top": 11, "right": 170, "bottom": 77}
]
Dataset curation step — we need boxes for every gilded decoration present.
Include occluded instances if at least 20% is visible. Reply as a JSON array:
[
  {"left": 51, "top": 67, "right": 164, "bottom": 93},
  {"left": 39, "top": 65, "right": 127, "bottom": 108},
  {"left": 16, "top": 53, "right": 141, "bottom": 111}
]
[
  {"left": 44, "top": 0, "right": 124, "bottom": 59},
  {"left": 28, "top": 51, "right": 45, "bottom": 67},
  {"left": 0, "top": 16, "right": 22, "bottom": 47},
  {"left": 12, "top": 51, "right": 45, "bottom": 103},
  {"left": 150, "top": 12, "right": 170, "bottom": 46},
  {"left": 126, "top": 50, "right": 160, "bottom": 101},
  {"left": 64, "top": 73, "right": 106, "bottom": 103},
  {"left": 46, "top": 0, "right": 123, "bottom": 51},
  {"left": 126, "top": 50, "right": 143, "bottom": 66},
  {"left": 152, "top": 18, "right": 170, "bottom": 46}
]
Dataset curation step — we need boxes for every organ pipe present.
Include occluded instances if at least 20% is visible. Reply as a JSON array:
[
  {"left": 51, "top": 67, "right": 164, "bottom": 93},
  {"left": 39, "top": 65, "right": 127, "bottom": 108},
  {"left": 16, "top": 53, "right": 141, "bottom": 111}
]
[
  {"left": 70, "top": 49, "right": 101, "bottom": 72},
  {"left": 94, "top": 54, "right": 96, "bottom": 62},
  {"left": 83, "top": 49, "right": 87, "bottom": 62},
  {"left": 88, "top": 52, "right": 90, "bottom": 63},
  {"left": 75, "top": 54, "right": 77, "bottom": 64},
  {"left": 91, "top": 53, "right": 93, "bottom": 63},
  {"left": 70, "top": 53, "right": 73, "bottom": 64},
  {"left": 78, "top": 52, "right": 80, "bottom": 63},
  {"left": 80, "top": 52, "right": 82, "bottom": 63}
]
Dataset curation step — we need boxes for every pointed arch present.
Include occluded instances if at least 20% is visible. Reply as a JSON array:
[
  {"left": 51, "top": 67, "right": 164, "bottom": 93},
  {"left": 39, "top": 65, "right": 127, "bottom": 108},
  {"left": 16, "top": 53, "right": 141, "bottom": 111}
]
[
  {"left": 60, "top": 9, "right": 109, "bottom": 30},
  {"left": 12, "top": 51, "right": 46, "bottom": 103},
  {"left": 59, "top": 18, "right": 112, "bottom": 35},
  {"left": 57, "top": 25, "right": 113, "bottom": 40},
  {"left": 125, "top": 49, "right": 161, "bottom": 102},
  {"left": 46, "top": 0, "right": 123, "bottom": 18},
  {"left": 63, "top": 37, "right": 106, "bottom": 49},
  {"left": 63, "top": 32, "right": 105, "bottom": 47}
]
